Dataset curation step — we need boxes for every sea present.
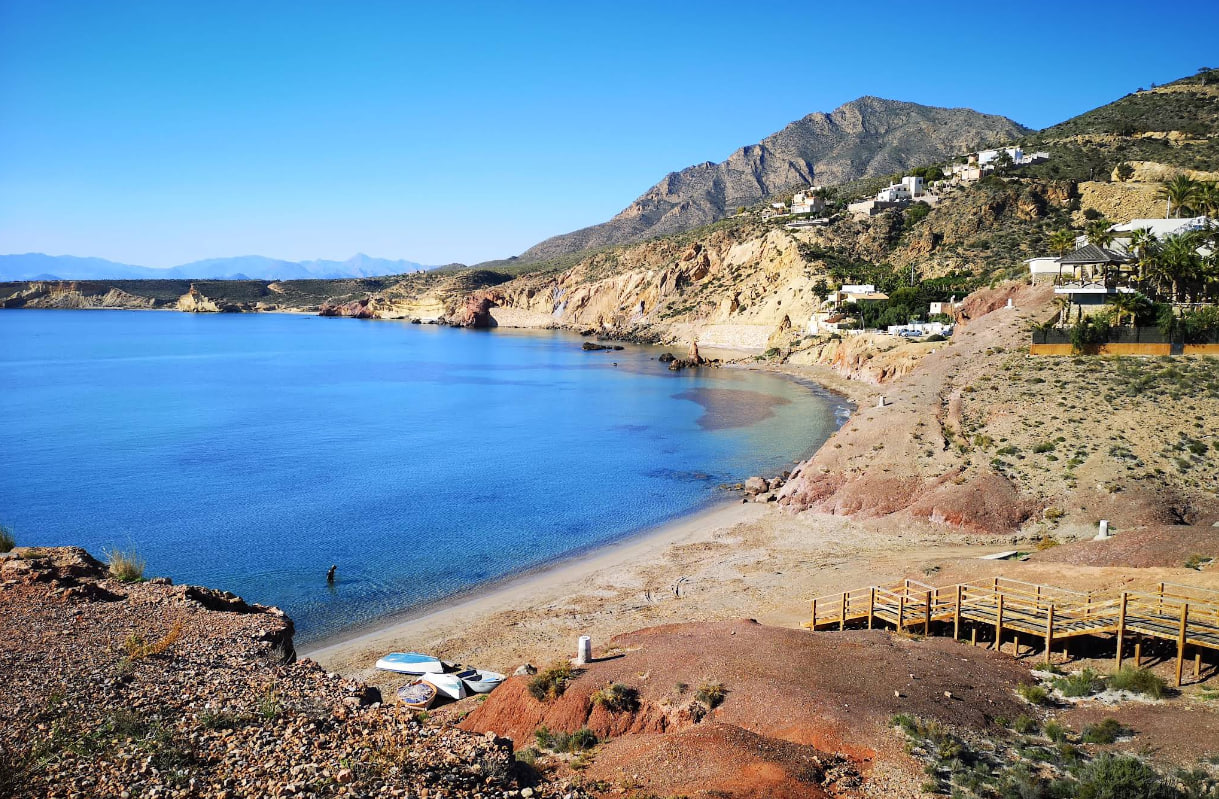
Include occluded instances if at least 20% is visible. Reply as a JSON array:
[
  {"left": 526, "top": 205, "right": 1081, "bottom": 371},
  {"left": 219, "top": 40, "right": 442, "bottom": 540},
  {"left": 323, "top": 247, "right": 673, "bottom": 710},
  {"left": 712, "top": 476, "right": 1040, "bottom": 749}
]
[{"left": 0, "top": 310, "right": 845, "bottom": 644}]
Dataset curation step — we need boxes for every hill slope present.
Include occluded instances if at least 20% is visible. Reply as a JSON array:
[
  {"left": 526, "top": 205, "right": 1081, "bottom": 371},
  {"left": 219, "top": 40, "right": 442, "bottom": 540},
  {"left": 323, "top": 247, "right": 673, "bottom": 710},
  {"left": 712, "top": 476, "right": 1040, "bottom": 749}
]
[{"left": 519, "top": 96, "right": 1028, "bottom": 261}]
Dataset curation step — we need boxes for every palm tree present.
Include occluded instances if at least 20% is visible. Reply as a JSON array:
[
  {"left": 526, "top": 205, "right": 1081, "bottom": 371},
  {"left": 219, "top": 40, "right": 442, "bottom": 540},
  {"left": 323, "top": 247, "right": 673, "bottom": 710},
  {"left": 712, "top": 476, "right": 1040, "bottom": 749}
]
[
  {"left": 1086, "top": 218, "right": 1116, "bottom": 249},
  {"left": 1107, "top": 291, "right": 1150, "bottom": 327},
  {"left": 1048, "top": 229, "right": 1076, "bottom": 281},
  {"left": 1193, "top": 181, "right": 1219, "bottom": 217},
  {"left": 1159, "top": 233, "right": 1202, "bottom": 301},
  {"left": 1157, "top": 175, "right": 1200, "bottom": 218},
  {"left": 1126, "top": 227, "right": 1158, "bottom": 288}
]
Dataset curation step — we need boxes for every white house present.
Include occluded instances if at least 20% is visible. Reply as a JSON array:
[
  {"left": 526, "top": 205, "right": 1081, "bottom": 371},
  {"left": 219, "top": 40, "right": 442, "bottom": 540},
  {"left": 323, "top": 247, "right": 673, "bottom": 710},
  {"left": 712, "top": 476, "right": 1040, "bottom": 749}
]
[
  {"left": 978, "top": 147, "right": 1022, "bottom": 166},
  {"left": 877, "top": 184, "right": 912, "bottom": 202},
  {"left": 790, "top": 190, "right": 825, "bottom": 215},
  {"left": 900, "top": 176, "right": 926, "bottom": 197},
  {"left": 1110, "top": 216, "right": 1212, "bottom": 240},
  {"left": 1025, "top": 256, "right": 1065, "bottom": 283}
]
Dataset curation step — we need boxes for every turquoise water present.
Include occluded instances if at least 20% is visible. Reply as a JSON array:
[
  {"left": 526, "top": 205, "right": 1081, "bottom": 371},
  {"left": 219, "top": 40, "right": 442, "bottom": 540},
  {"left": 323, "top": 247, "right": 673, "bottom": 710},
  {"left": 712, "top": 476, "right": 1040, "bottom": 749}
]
[{"left": 0, "top": 310, "right": 843, "bottom": 644}]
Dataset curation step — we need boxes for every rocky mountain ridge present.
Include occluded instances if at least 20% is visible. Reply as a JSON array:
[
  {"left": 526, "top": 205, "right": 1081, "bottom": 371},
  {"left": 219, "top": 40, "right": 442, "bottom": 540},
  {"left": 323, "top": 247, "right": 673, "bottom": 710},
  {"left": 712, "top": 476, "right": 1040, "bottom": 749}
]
[{"left": 518, "top": 96, "right": 1028, "bottom": 261}]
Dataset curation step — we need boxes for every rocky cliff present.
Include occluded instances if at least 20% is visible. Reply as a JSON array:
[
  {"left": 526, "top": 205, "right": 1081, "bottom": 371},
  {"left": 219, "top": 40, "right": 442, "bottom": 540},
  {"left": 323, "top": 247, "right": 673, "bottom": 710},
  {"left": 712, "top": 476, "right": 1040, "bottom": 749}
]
[
  {"left": 519, "top": 97, "right": 1028, "bottom": 260},
  {"left": 0, "top": 546, "right": 587, "bottom": 799}
]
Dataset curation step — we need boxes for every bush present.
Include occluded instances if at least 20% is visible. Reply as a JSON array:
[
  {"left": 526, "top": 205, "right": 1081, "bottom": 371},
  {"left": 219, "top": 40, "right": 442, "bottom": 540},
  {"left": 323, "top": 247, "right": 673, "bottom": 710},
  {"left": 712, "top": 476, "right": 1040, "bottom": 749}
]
[
  {"left": 1107, "top": 666, "right": 1168, "bottom": 699},
  {"left": 590, "top": 683, "right": 639, "bottom": 713},
  {"left": 124, "top": 620, "right": 183, "bottom": 661},
  {"left": 1017, "top": 684, "right": 1051, "bottom": 705},
  {"left": 1074, "top": 754, "right": 1175, "bottom": 799},
  {"left": 695, "top": 682, "right": 727, "bottom": 709},
  {"left": 534, "top": 725, "right": 597, "bottom": 753},
  {"left": 1052, "top": 668, "right": 1104, "bottom": 698},
  {"left": 1044, "top": 719, "right": 1068, "bottom": 742},
  {"left": 0, "top": 524, "right": 14, "bottom": 553},
  {"left": 925, "top": 333, "right": 947, "bottom": 342},
  {"left": 1081, "top": 718, "right": 1127, "bottom": 744},
  {"left": 528, "top": 663, "right": 576, "bottom": 702},
  {"left": 105, "top": 548, "right": 146, "bottom": 583}
]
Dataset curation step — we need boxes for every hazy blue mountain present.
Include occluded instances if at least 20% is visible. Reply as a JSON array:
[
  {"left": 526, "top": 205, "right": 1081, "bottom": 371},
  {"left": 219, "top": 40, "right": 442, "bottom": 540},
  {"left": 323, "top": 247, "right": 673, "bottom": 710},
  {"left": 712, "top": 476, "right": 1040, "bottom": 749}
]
[{"left": 0, "top": 253, "right": 428, "bottom": 282}]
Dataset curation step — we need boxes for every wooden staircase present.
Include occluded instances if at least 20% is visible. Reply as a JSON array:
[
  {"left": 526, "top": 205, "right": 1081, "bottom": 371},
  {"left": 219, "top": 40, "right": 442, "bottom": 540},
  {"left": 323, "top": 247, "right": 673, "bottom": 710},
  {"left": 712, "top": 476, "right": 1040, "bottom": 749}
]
[{"left": 804, "top": 577, "right": 1219, "bottom": 686}]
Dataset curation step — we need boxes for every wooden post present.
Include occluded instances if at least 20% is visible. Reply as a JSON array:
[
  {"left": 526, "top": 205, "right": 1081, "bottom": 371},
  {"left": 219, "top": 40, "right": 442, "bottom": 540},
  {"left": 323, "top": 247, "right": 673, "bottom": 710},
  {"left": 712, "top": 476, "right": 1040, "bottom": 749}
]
[
  {"left": 1036, "top": 584, "right": 1042, "bottom": 611},
  {"left": 1158, "top": 582, "right": 1165, "bottom": 615},
  {"left": 840, "top": 592, "right": 847, "bottom": 631},
  {"left": 1195, "top": 652, "right": 1202, "bottom": 679},
  {"left": 898, "top": 595, "right": 905, "bottom": 632},
  {"left": 1134, "top": 638, "right": 1142, "bottom": 669},
  {"left": 995, "top": 594, "right": 1004, "bottom": 652},
  {"left": 867, "top": 588, "right": 875, "bottom": 630},
  {"left": 953, "top": 585, "right": 962, "bottom": 641},
  {"left": 1015, "top": 634, "right": 1021, "bottom": 657},
  {"left": 1045, "top": 604, "right": 1055, "bottom": 661},
  {"left": 1176, "top": 603, "right": 1189, "bottom": 687},
  {"left": 971, "top": 627, "right": 977, "bottom": 647},
  {"left": 1116, "top": 592, "right": 1128, "bottom": 669},
  {"left": 924, "top": 590, "right": 932, "bottom": 635},
  {"left": 811, "top": 598, "right": 817, "bottom": 630}
]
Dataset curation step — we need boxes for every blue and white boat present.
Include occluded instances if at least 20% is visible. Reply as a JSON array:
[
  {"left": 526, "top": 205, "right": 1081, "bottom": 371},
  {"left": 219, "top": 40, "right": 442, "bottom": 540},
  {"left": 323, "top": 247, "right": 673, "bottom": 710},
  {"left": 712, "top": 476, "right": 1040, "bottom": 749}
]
[{"left": 375, "top": 651, "right": 445, "bottom": 675}]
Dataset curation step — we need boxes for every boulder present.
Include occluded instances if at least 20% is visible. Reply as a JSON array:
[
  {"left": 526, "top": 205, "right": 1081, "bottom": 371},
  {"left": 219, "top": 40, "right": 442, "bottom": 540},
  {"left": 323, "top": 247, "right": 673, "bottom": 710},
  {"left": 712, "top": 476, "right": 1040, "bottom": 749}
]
[{"left": 744, "top": 476, "right": 769, "bottom": 495}]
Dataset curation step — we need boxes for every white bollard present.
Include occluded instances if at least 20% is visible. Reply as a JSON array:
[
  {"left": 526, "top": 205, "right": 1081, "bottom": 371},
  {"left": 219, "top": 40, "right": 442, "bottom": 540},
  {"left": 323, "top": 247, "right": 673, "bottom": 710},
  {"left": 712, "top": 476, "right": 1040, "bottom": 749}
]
[
  {"left": 577, "top": 635, "right": 592, "bottom": 664},
  {"left": 1093, "top": 520, "right": 1110, "bottom": 541},
  {"left": 1006, "top": 298, "right": 1014, "bottom": 309},
  {"left": 877, "top": 396, "right": 886, "bottom": 408}
]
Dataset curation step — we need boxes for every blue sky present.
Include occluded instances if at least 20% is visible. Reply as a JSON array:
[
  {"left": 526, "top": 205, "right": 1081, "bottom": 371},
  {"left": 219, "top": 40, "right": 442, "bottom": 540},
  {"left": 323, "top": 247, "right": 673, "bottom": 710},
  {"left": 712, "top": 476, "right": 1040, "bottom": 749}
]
[{"left": 1, "top": 1, "right": 1215, "bottom": 267}]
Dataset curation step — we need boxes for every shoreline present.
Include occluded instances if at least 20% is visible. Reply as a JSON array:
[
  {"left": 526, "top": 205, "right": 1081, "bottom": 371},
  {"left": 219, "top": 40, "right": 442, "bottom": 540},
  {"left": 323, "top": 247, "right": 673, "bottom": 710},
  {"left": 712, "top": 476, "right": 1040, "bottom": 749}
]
[{"left": 300, "top": 500, "right": 764, "bottom": 665}]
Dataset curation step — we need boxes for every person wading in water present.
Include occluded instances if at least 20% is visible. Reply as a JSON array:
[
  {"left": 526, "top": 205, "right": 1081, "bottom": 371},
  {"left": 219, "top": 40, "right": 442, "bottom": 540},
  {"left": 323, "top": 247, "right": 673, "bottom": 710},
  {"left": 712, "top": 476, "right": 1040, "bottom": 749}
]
[{"left": 327, "top": 565, "right": 337, "bottom": 584}]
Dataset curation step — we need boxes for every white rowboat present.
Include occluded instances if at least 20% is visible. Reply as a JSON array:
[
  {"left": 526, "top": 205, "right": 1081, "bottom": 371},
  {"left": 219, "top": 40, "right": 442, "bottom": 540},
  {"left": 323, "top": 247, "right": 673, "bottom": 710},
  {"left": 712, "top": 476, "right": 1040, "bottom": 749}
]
[
  {"left": 375, "top": 652, "right": 445, "bottom": 675},
  {"left": 420, "top": 672, "right": 467, "bottom": 700},
  {"left": 455, "top": 667, "right": 506, "bottom": 694}
]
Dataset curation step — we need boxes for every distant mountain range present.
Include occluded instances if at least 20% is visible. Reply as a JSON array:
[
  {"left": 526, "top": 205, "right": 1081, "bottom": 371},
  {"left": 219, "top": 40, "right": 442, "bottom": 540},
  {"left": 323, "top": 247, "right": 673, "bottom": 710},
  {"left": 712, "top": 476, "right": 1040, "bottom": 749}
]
[
  {"left": 0, "top": 253, "right": 430, "bottom": 282},
  {"left": 519, "top": 96, "right": 1029, "bottom": 261}
]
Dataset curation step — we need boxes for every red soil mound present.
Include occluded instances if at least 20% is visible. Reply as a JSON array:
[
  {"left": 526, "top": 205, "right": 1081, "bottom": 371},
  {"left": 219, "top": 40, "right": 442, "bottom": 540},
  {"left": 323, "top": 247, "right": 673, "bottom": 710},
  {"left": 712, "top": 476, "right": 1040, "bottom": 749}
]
[
  {"left": 462, "top": 619, "right": 1034, "bottom": 795},
  {"left": 1029, "top": 524, "right": 1219, "bottom": 568},
  {"left": 588, "top": 723, "right": 859, "bottom": 799}
]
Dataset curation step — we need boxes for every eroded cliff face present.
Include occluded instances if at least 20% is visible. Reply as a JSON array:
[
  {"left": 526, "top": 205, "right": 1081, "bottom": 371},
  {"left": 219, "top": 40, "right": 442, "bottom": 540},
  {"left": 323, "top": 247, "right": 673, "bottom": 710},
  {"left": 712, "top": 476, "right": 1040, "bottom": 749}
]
[
  {"left": 1, "top": 281, "right": 160, "bottom": 310},
  {"left": 462, "top": 227, "right": 827, "bottom": 351}
]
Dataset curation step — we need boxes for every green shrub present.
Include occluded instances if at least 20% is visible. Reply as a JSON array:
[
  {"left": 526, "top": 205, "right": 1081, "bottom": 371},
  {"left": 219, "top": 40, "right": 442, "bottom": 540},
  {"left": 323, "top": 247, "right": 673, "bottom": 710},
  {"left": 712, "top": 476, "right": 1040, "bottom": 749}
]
[
  {"left": 590, "top": 682, "right": 639, "bottom": 714},
  {"left": 1017, "top": 684, "right": 1051, "bottom": 705},
  {"left": 515, "top": 746, "right": 539, "bottom": 766},
  {"left": 1107, "top": 666, "right": 1168, "bottom": 699},
  {"left": 1074, "top": 753, "right": 1174, "bottom": 799},
  {"left": 1044, "top": 719, "right": 1068, "bottom": 742},
  {"left": 1011, "top": 714, "right": 1039, "bottom": 734},
  {"left": 527, "top": 663, "right": 575, "bottom": 702},
  {"left": 695, "top": 682, "right": 727, "bottom": 709},
  {"left": 534, "top": 725, "right": 597, "bottom": 753},
  {"left": 0, "top": 524, "right": 14, "bottom": 553},
  {"left": 1053, "top": 668, "right": 1104, "bottom": 698},
  {"left": 1081, "top": 718, "right": 1127, "bottom": 744},
  {"left": 105, "top": 548, "right": 146, "bottom": 583},
  {"left": 1033, "top": 441, "right": 1057, "bottom": 454}
]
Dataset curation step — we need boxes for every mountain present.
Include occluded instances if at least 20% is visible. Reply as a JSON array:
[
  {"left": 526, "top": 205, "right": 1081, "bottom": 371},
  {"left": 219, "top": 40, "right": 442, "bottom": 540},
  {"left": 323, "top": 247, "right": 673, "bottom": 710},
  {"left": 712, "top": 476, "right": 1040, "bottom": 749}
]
[
  {"left": 518, "top": 96, "right": 1030, "bottom": 261},
  {"left": 0, "top": 253, "right": 428, "bottom": 282}
]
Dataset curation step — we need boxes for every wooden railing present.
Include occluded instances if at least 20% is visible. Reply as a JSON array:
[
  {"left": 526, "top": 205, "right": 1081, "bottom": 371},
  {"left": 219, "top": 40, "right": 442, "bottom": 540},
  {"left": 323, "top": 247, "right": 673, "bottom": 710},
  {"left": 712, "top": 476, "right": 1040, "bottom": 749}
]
[{"left": 804, "top": 579, "right": 1219, "bottom": 686}]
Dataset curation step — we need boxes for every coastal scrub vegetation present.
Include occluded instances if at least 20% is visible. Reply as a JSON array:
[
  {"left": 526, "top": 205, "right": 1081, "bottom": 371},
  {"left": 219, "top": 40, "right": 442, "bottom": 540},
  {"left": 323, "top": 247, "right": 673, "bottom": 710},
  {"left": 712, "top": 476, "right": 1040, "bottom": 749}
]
[
  {"left": 105, "top": 547, "right": 146, "bottom": 583},
  {"left": 1107, "top": 666, "right": 1169, "bottom": 700},
  {"left": 694, "top": 682, "right": 727, "bottom": 709},
  {"left": 534, "top": 725, "right": 597, "bottom": 753},
  {"left": 893, "top": 712, "right": 1216, "bottom": 798},
  {"left": 0, "top": 524, "right": 14, "bottom": 553},
  {"left": 527, "top": 663, "right": 576, "bottom": 702},
  {"left": 123, "top": 620, "right": 184, "bottom": 661},
  {"left": 590, "top": 683, "right": 640, "bottom": 714}
]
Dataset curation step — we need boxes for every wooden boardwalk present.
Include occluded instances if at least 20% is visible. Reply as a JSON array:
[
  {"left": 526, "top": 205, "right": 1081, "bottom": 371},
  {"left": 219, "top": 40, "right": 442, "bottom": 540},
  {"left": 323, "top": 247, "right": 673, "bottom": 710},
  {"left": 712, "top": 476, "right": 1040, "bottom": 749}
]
[{"left": 803, "top": 577, "right": 1219, "bottom": 686}]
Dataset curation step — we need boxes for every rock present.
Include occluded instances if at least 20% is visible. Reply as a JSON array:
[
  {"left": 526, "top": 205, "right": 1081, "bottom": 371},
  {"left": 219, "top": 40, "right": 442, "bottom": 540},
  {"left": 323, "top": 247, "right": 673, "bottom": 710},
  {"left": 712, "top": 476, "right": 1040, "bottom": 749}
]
[
  {"left": 687, "top": 340, "right": 704, "bottom": 365},
  {"left": 657, "top": 352, "right": 676, "bottom": 363},
  {"left": 514, "top": 664, "right": 537, "bottom": 676},
  {"left": 744, "top": 477, "right": 769, "bottom": 495}
]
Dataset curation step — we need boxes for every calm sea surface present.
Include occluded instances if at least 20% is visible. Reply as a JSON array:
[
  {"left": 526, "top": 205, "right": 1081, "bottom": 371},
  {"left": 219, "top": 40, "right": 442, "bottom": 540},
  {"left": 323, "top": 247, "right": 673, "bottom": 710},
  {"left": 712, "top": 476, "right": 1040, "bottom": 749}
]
[{"left": 0, "top": 310, "right": 844, "bottom": 643}]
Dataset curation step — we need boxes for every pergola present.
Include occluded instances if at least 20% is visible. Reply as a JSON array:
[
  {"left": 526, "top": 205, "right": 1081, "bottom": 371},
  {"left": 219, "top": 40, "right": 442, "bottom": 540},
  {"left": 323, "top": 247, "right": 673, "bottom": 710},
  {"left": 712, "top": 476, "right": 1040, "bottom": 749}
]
[{"left": 1056, "top": 244, "right": 1132, "bottom": 284}]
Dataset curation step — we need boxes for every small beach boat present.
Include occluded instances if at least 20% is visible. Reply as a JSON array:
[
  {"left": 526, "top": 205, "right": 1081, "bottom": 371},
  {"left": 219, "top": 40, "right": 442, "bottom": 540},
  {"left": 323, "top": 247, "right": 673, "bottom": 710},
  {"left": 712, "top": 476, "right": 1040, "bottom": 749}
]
[
  {"left": 420, "top": 672, "right": 467, "bottom": 701},
  {"left": 397, "top": 680, "right": 438, "bottom": 710},
  {"left": 455, "top": 667, "right": 506, "bottom": 694},
  {"left": 375, "top": 652, "right": 445, "bottom": 675}
]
